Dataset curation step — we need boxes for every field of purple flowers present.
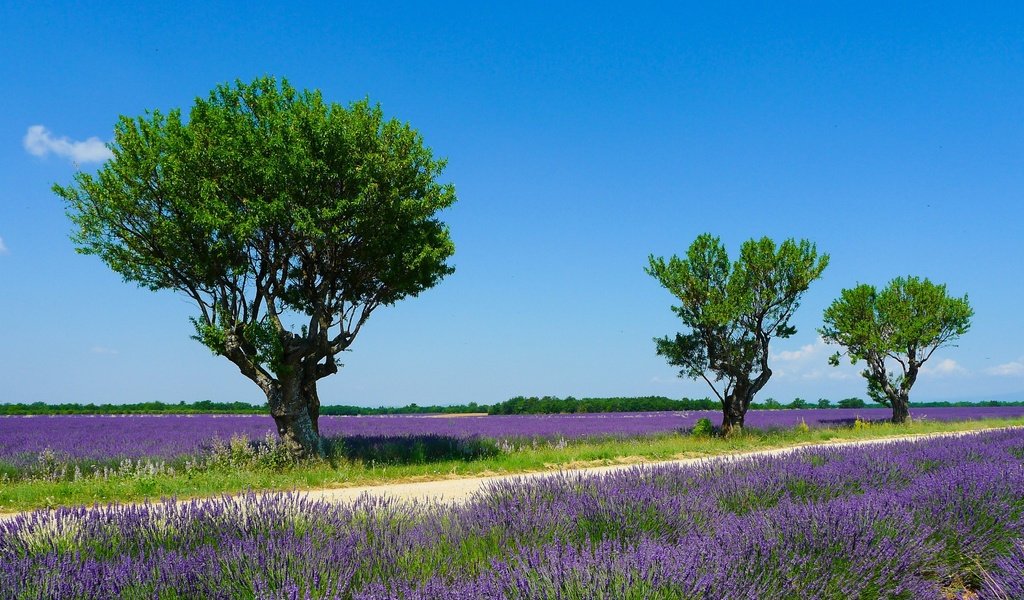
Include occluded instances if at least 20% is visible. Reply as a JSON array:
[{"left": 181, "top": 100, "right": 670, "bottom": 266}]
[
  {"left": 3, "top": 428, "right": 1023, "bottom": 599},
  {"left": 3, "top": 406, "right": 1024, "bottom": 466}
]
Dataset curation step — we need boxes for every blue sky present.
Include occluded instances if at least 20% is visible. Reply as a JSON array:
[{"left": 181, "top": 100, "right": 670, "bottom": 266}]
[{"left": 1, "top": 2, "right": 1022, "bottom": 407}]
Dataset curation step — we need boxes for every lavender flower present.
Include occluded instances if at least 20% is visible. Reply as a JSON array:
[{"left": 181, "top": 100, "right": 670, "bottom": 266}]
[{"left": 3, "top": 429, "right": 1024, "bottom": 598}]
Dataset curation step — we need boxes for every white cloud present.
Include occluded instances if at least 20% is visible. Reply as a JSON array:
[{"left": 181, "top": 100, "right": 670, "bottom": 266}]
[
  {"left": 90, "top": 346, "right": 119, "bottom": 355},
  {"left": 0, "top": 236, "right": 7, "bottom": 254},
  {"left": 771, "top": 338, "right": 828, "bottom": 366},
  {"left": 775, "top": 342, "right": 820, "bottom": 362},
  {"left": 797, "top": 368, "right": 852, "bottom": 381},
  {"left": 771, "top": 337, "right": 858, "bottom": 381},
  {"left": 23, "top": 125, "right": 113, "bottom": 164},
  {"left": 987, "top": 359, "right": 1024, "bottom": 377},
  {"left": 920, "top": 358, "right": 966, "bottom": 377}
]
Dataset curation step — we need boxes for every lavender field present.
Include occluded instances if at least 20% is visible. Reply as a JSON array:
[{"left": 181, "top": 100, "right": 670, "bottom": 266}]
[
  {"left": 3, "top": 406, "right": 1024, "bottom": 466},
  {"left": 3, "top": 428, "right": 1024, "bottom": 599}
]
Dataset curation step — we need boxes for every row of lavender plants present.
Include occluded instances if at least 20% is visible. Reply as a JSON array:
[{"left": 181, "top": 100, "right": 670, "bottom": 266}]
[
  {"left": 3, "top": 428, "right": 1023, "bottom": 599},
  {"left": 4, "top": 406, "right": 1024, "bottom": 466}
]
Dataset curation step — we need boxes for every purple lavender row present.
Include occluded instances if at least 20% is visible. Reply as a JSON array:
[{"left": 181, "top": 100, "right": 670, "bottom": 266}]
[
  {"left": 2, "top": 406, "right": 1024, "bottom": 463},
  {"left": 3, "top": 429, "right": 1023, "bottom": 598}
]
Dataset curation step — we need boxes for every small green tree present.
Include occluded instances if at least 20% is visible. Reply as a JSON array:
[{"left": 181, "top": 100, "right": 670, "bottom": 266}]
[
  {"left": 787, "top": 397, "right": 808, "bottom": 410},
  {"left": 816, "top": 398, "right": 831, "bottom": 409},
  {"left": 55, "top": 77, "right": 457, "bottom": 457},
  {"left": 820, "top": 276, "right": 972, "bottom": 423},
  {"left": 647, "top": 234, "right": 828, "bottom": 434},
  {"left": 837, "top": 397, "right": 866, "bottom": 409}
]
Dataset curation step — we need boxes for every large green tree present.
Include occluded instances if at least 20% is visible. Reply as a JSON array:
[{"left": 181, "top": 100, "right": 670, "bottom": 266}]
[
  {"left": 820, "top": 276, "right": 972, "bottom": 423},
  {"left": 55, "top": 77, "right": 456, "bottom": 457},
  {"left": 647, "top": 234, "right": 828, "bottom": 434}
]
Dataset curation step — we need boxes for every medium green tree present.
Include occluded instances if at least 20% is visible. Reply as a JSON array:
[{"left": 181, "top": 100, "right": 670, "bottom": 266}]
[
  {"left": 55, "top": 77, "right": 456, "bottom": 457},
  {"left": 647, "top": 234, "right": 828, "bottom": 434},
  {"left": 820, "top": 276, "right": 972, "bottom": 423},
  {"left": 837, "top": 397, "right": 866, "bottom": 409}
]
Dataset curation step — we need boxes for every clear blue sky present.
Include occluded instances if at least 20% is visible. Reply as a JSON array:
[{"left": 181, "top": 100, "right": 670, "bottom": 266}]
[{"left": 1, "top": 2, "right": 1022, "bottom": 407}]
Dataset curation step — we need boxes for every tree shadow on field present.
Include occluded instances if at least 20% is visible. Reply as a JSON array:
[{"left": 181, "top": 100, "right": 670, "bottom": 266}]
[
  {"left": 815, "top": 418, "right": 889, "bottom": 427},
  {"left": 817, "top": 418, "right": 859, "bottom": 427},
  {"left": 324, "top": 434, "right": 501, "bottom": 466}
]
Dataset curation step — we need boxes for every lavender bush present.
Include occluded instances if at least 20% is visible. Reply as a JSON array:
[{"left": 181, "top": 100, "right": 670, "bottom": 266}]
[
  {"left": 3, "top": 406, "right": 1023, "bottom": 467},
  {"left": 3, "top": 429, "right": 1024, "bottom": 599}
]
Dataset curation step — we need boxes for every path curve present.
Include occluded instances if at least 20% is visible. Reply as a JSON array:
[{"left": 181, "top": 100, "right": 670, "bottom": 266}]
[
  {"left": 1, "top": 427, "right": 1017, "bottom": 521},
  {"left": 296, "top": 425, "right": 1007, "bottom": 503},
  {"left": 282, "top": 426, "right": 1020, "bottom": 505}
]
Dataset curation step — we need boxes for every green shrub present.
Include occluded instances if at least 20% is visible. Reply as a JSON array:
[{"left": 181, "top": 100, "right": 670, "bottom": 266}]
[{"left": 692, "top": 418, "right": 716, "bottom": 437}]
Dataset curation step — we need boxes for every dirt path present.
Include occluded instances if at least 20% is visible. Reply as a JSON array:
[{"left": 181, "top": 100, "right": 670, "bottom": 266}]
[
  {"left": 1, "top": 427, "right": 1016, "bottom": 521},
  {"left": 298, "top": 428, "right": 1005, "bottom": 505}
]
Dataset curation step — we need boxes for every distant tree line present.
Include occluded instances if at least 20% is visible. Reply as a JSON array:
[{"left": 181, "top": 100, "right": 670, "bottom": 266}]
[
  {"left": 489, "top": 396, "right": 1024, "bottom": 414},
  {"left": 0, "top": 400, "right": 266, "bottom": 415},
  {"left": 2, "top": 397, "right": 1019, "bottom": 416},
  {"left": 487, "top": 396, "right": 719, "bottom": 414},
  {"left": 319, "top": 403, "right": 488, "bottom": 416},
  {"left": 0, "top": 400, "right": 489, "bottom": 416}
]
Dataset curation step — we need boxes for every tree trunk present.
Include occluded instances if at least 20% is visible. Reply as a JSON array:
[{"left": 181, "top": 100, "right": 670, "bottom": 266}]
[
  {"left": 721, "top": 395, "right": 747, "bottom": 435},
  {"left": 267, "top": 375, "right": 324, "bottom": 458},
  {"left": 302, "top": 378, "right": 321, "bottom": 436},
  {"left": 891, "top": 394, "right": 910, "bottom": 424},
  {"left": 272, "top": 411, "right": 322, "bottom": 458}
]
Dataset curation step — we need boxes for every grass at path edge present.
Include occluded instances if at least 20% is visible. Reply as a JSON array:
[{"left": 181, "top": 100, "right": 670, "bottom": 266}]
[{"left": 2, "top": 417, "right": 1023, "bottom": 513}]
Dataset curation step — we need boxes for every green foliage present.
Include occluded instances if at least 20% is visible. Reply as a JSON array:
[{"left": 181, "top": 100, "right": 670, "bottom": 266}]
[
  {"left": 54, "top": 76, "right": 456, "bottom": 401},
  {"left": 321, "top": 402, "right": 487, "bottom": 416},
  {"left": 853, "top": 418, "right": 873, "bottom": 430},
  {"left": 192, "top": 316, "right": 289, "bottom": 376},
  {"left": 821, "top": 276, "right": 973, "bottom": 410},
  {"left": 0, "top": 400, "right": 266, "bottom": 415},
  {"left": 692, "top": 418, "right": 716, "bottom": 437},
  {"left": 788, "top": 397, "right": 808, "bottom": 410},
  {"left": 487, "top": 396, "right": 718, "bottom": 415},
  {"left": 206, "top": 433, "right": 293, "bottom": 471},
  {"left": 646, "top": 234, "right": 828, "bottom": 417},
  {"left": 4, "top": 397, "right": 1019, "bottom": 417}
]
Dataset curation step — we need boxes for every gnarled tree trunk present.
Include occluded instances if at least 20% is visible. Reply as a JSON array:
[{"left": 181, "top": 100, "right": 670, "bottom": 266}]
[
  {"left": 721, "top": 396, "right": 747, "bottom": 435},
  {"left": 891, "top": 393, "right": 910, "bottom": 424},
  {"left": 267, "top": 373, "right": 324, "bottom": 458},
  {"left": 868, "top": 354, "right": 917, "bottom": 425},
  {"left": 720, "top": 365, "right": 771, "bottom": 436},
  {"left": 302, "top": 377, "right": 321, "bottom": 436}
]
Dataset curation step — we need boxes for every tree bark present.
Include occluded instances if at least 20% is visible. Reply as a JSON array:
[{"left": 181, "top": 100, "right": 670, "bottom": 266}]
[
  {"left": 267, "top": 374, "right": 324, "bottom": 458},
  {"left": 302, "top": 377, "right": 321, "bottom": 436},
  {"left": 891, "top": 394, "right": 910, "bottom": 424},
  {"left": 272, "top": 411, "right": 322, "bottom": 457},
  {"left": 720, "top": 366, "right": 770, "bottom": 436},
  {"left": 721, "top": 396, "right": 746, "bottom": 435}
]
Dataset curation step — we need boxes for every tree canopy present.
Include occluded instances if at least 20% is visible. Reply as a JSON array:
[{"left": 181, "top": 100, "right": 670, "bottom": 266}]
[
  {"left": 647, "top": 234, "right": 828, "bottom": 433},
  {"left": 55, "top": 77, "right": 457, "bottom": 456},
  {"left": 820, "top": 276, "right": 972, "bottom": 423}
]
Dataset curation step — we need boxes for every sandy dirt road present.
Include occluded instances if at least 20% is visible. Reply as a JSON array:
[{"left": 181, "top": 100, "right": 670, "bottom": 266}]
[
  {"left": 268, "top": 427, "right": 1017, "bottom": 505},
  {"left": 1, "top": 427, "right": 1016, "bottom": 521}
]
